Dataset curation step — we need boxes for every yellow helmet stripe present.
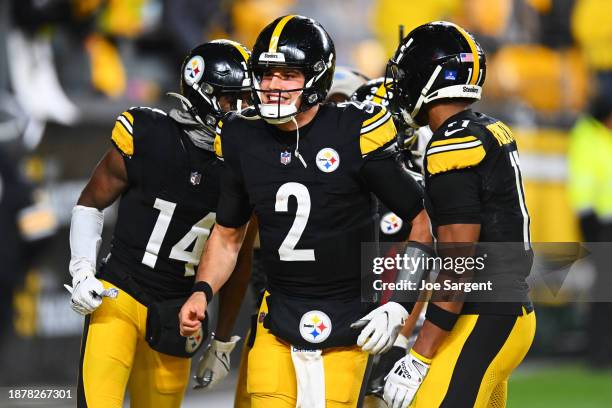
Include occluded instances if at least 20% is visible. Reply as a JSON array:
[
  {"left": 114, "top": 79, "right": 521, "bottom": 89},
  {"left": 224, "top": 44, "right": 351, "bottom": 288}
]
[
  {"left": 225, "top": 39, "right": 250, "bottom": 62},
  {"left": 451, "top": 24, "right": 480, "bottom": 85},
  {"left": 269, "top": 15, "right": 296, "bottom": 53}
]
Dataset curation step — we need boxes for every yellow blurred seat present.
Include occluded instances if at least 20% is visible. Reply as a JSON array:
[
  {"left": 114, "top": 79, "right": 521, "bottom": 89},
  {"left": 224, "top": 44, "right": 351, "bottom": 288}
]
[{"left": 487, "top": 45, "right": 589, "bottom": 113}]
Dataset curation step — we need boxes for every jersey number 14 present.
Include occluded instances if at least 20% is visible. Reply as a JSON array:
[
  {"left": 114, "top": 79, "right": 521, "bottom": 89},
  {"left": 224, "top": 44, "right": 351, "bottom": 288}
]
[{"left": 142, "top": 198, "right": 212, "bottom": 276}]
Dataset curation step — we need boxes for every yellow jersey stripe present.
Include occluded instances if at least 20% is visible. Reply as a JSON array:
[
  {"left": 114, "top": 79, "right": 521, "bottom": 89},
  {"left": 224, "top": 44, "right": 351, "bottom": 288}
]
[
  {"left": 452, "top": 24, "right": 480, "bottom": 85},
  {"left": 430, "top": 136, "right": 478, "bottom": 148},
  {"left": 360, "top": 116, "right": 396, "bottom": 156},
  {"left": 362, "top": 108, "right": 387, "bottom": 128},
  {"left": 112, "top": 122, "right": 134, "bottom": 156},
  {"left": 214, "top": 134, "right": 223, "bottom": 159},
  {"left": 122, "top": 110, "right": 134, "bottom": 125},
  {"left": 427, "top": 145, "right": 486, "bottom": 175},
  {"left": 269, "top": 15, "right": 296, "bottom": 53}
]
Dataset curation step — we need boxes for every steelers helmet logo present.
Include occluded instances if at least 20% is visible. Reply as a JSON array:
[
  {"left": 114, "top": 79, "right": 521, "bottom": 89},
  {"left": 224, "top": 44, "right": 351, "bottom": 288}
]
[
  {"left": 316, "top": 148, "right": 340, "bottom": 173},
  {"left": 184, "top": 56, "right": 205, "bottom": 86},
  {"left": 185, "top": 326, "right": 204, "bottom": 353},
  {"left": 299, "top": 310, "right": 332, "bottom": 343},
  {"left": 380, "top": 212, "right": 403, "bottom": 235}
]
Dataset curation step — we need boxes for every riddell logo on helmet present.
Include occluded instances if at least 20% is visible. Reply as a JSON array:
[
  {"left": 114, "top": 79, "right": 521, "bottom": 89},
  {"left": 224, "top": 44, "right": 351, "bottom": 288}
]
[
  {"left": 260, "top": 52, "right": 286, "bottom": 62},
  {"left": 463, "top": 86, "right": 479, "bottom": 93}
]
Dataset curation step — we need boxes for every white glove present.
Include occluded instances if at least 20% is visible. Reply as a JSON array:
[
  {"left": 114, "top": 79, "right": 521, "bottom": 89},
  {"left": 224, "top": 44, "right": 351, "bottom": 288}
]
[
  {"left": 194, "top": 335, "right": 241, "bottom": 390},
  {"left": 383, "top": 350, "right": 431, "bottom": 408},
  {"left": 351, "top": 302, "right": 408, "bottom": 354},
  {"left": 65, "top": 260, "right": 104, "bottom": 315}
]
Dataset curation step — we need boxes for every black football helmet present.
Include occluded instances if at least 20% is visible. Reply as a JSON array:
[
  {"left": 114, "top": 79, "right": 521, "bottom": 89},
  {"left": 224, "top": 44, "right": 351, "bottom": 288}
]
[
  {"left": 250, "top": 15, "right": 336, "bottom": 123},
  {"left": 174, "top": 39, "right": 251, "bottom": 128},
  {"left": 386, "top": 21, "right": 486, "bottom": 128}
]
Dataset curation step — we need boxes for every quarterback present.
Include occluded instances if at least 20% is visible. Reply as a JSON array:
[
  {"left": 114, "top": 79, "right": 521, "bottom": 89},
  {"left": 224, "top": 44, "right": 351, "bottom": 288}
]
[
  {"left": 180, "top": 15, "right": 431, "bottom": 408},
  {"left": 383, "top": 22, "right": 536, "bottom": 408},
  {"left": 66, "top": 40, "right": 254, "bottom": 407}
]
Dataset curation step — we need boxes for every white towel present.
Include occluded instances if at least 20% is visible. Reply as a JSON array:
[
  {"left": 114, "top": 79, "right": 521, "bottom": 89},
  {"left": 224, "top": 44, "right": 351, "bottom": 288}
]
[{"left": 290, "top": 346, "right": 325, "bottom": 408}]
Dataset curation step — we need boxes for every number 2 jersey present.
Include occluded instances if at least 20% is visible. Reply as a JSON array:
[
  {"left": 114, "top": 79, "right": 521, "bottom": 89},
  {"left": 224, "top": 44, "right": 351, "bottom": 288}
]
[
  {"left": 214, "top": 102, "right": 424, "bottom": 300},
  {"left": 423, "top": 109, "right": 532, "bottom": 315},
  {"left": 100, "top": 107, "right": 223, "bottom": 302}
]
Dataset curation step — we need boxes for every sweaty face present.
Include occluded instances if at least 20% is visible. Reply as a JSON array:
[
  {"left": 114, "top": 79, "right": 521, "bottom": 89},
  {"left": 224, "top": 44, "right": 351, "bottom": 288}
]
[{"left": 259, "top": 68, "right": 305, "bottom": 108}]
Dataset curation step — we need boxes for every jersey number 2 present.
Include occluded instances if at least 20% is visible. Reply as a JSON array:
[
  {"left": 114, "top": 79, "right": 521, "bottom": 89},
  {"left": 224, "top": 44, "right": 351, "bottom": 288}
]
[
  {"left": 142, "top": 198, "right": 211, "bottom": 276},
  {"left": 275, "top": 182, "right": 315, "bottom": 261}
]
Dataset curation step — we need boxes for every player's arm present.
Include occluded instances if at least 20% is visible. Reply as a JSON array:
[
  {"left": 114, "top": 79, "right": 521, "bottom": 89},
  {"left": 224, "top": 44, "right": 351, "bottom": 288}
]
[
  {"left": 215, "top": 215, "right": 259, "bottom": 341},
  {"left": 179, "top": 221, "right": 248, "bottom": 336},
  {"left": 67, "top": 147, "right": 129, "bottom": 315},
  {"left": 193, "top": 215, "right": 258, "bottom": 390},
  {"left": 180, "top": 128, "right": 253, "bottom": 337},
  {"left": 412, "top": 223, "right": 480, "bottom": 358}
]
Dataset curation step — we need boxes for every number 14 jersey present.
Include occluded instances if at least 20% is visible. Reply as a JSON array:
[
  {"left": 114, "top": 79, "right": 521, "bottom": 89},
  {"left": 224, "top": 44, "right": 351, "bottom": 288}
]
[{"left": 101, "top": 107, "right": 223, "bottom": 301}]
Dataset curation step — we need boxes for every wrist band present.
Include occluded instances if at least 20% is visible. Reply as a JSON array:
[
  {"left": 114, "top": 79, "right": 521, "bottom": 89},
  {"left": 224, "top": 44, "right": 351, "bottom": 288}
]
[
  {"left": 409, "top": 348, "right": 433, "bottom": 365},
  {"left": 425, "top": 303, "right": 459, "bottom": 331},
  {"left": 192, "top": 281, "right": 213, "bottom": 303}
]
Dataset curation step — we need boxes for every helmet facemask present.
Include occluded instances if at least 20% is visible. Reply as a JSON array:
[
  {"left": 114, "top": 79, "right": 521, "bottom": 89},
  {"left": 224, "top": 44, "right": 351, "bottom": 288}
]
[{"left": 250, "top": 56, "right": 334, "bottom": 124}]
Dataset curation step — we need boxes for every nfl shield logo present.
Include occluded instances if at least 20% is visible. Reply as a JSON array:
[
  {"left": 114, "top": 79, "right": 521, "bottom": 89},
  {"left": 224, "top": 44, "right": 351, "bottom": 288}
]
[
  {"left": 190, "top": 171, "right": 202, "bottom": 185},
  {"left": 280, "top": 150, "right": 291, "bottom": 165}
]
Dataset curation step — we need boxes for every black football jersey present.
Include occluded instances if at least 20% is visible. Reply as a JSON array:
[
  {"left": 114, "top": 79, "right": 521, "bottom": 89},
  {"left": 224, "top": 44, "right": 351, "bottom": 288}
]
[
  {"left": 215, "top": 102, "right": 423, "bottom": 300},
  {"left": 101, "top": 107, "right": 223, "bottom": 301},
  {"left": 423, "top": 109, "right": 532, "bottom": 314},
  {"left": 378, "top": 158, "right": 422, "bottom": 243}
]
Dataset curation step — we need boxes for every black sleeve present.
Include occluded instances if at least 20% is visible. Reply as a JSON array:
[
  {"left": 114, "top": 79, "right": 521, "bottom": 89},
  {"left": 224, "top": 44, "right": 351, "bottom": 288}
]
[
  {"left": 427, "top": 170, "right": 481, "bottom": 225},
  {"left": 215, "top": 163, "right": 252, "bottom": 228},
  {"left": 360, "top": 155, "right": 423, "bottom": 222}
]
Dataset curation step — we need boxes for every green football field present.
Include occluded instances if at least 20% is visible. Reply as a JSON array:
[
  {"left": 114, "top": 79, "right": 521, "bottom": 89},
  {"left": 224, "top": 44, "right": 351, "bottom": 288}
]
[{"left": 508, "top": 363, "right": 612, "bottom": 408}]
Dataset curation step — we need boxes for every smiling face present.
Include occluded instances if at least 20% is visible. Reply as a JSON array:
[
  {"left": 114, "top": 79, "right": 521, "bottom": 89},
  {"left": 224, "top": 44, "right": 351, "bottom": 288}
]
[{"left": 259, "top": 67, "right": 305, "bottom": 108}]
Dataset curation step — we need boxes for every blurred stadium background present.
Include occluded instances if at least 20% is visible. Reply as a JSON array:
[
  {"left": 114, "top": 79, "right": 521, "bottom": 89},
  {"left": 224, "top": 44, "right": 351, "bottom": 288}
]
[{"left": 1, "top": 0, "right": 611, "bottom": 407}]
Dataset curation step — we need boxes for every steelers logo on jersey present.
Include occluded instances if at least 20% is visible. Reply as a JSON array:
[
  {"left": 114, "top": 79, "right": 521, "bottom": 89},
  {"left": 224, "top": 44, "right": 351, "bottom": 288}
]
[
  {"left": 380, "top": 212, "right": 403, "bottom": 235},
  {"left": 299, "top": 310, "right": 332, "bottom": 343},
  {"left": 185, "top": 326, "right": 204, "bottom": 353},
  {"left": 316, "top": 148, "right": 340, "bottom": 173},
  {"left": 184, "top": 56, "right": 205, "bottom": 86}
]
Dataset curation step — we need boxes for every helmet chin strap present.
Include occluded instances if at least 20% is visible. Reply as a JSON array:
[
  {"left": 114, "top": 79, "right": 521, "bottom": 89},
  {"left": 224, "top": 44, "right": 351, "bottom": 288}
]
[{"left": 403, "top": 65, "right": 443, "bottom": 129}]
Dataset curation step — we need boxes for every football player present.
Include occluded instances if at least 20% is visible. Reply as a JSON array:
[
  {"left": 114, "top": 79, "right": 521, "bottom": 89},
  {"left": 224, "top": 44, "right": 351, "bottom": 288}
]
[
  {"left": 382, "top": 22, "right": 536, "bottom": 408},
  {"left": 66, "top": 40, "right": 255, "bottom": 408},
  {"left": 179, "top": 15, "right": 432, "bottom": 408}
]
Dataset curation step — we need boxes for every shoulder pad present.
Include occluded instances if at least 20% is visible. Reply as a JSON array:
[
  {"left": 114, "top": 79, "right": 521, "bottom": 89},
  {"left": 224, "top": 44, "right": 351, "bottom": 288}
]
[
  {"left": 111, "top": 107, "right": 168, "bottom": 157},
  {"left": 356, "top": 103, "right": 396, "bottom": 157},
  {"left": 426, "top": 119, "right": 487, "bottom": 175}
]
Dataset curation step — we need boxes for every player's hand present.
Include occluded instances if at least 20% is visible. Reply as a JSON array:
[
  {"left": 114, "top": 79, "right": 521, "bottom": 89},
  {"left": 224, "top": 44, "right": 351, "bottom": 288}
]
[
  {"left": 351, "top": 302, "right": 408, "bottom": 354},
  {"left": 383, "top": 350, "right": 430, "bottom": 408},
  {"left": 194, "top": 335, "right": 240, "bottom": 390},
  {"left": 179, "top": 292, "right": 207, "bottom": 337},
  {"left": 65, "top": 267, "right": 104, "bottom": 315}
]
